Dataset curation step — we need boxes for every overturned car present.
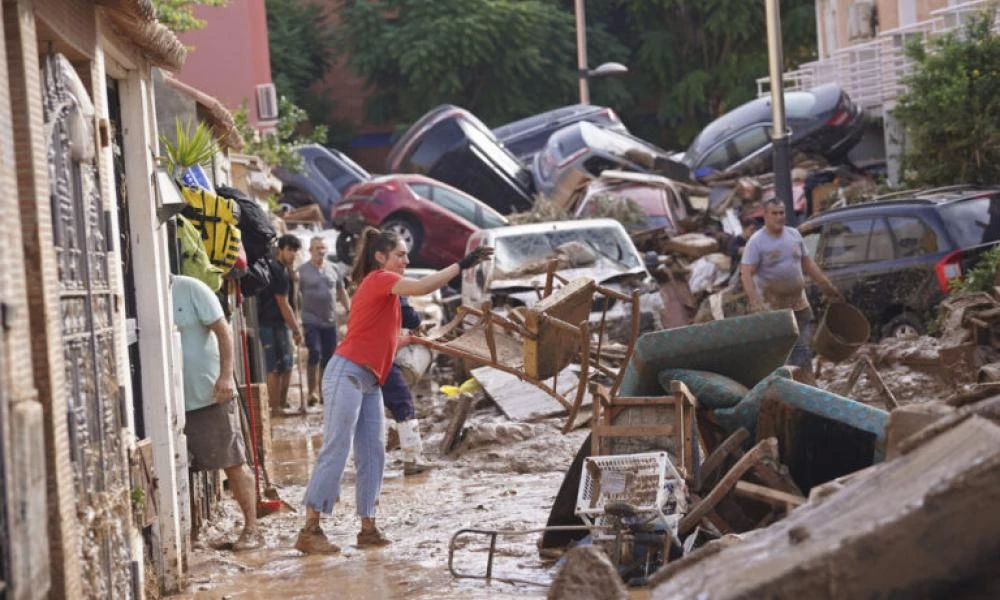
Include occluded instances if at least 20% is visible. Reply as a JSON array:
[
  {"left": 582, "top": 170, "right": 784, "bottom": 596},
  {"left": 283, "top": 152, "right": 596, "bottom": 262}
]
[{"left": 462, "top": 218, "right": 663, "bottom": 339}]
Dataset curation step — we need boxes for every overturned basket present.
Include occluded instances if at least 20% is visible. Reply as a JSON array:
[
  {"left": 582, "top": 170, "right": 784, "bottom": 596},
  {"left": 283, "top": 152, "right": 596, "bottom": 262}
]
[{"left": 575, "top": 451, "right": 688, "bottom": 532}]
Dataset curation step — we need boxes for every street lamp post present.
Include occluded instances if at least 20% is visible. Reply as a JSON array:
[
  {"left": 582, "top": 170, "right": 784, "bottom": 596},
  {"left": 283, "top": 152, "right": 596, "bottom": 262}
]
[
  {"left": 575, "top": 0, "right": 590, "bottom": 103},
  {"left": 574, "top": 0, "right": 628, "bottom": 104},
  {"left": 765, "top": 0, "right": 796, "bottom": 225}
]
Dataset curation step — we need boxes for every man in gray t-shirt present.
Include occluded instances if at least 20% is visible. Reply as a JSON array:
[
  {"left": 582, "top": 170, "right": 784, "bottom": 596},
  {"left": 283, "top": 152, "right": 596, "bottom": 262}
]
[
  {"left": 298, "top": 236, "right": 351, "bottom": 405},
  {"left": 741, "top": 199, "right": 842, "bottom": 376}
]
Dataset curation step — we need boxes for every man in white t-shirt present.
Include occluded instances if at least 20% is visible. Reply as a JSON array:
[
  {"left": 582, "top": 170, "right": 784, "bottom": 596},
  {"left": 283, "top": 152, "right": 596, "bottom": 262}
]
[
  {"left": 172, "top": 275, "right": 261, "bottom": 550},
  {"left": 740, "top": 198, "right": 843, "bottom": 378}
]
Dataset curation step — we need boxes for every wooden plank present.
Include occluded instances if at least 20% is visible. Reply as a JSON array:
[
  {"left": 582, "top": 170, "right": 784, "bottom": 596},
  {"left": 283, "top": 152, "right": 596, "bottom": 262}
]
[
  {"left": 697, "top": 428, "right": 750, "bottom": 492},
  {"left": 733, "top": 481, "right": 806, "bottom": 507},
  {"left": 591, "top": 424, "right": 676, "bottom": 438},
  {"left": 472, "top": 364, "right": 591, "bottom": 422},
  {"left": 440, "top": 393, "right": 474, "bottom": 455},
  {"left": 679, "top": 438, "right": 777, "bottom": 535}
]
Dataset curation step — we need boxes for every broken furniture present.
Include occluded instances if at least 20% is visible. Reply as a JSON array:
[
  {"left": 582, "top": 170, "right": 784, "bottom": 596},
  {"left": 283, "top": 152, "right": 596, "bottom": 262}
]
[
  {"left": 413, "top": 261, "right": 641, "bottom": 432},
  {"left": 590, "top": 381, "right": 699, "bottom": 479},
  {"left": 541, "top": 311, "right": 799, "bottom": 550},
  {"left": 616, "top": 310, "right": 799, "bottom": 397}
]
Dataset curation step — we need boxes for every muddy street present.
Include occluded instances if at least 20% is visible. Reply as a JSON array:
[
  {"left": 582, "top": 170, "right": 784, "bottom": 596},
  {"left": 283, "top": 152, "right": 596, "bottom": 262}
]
[{"left": 172, "top": 383, "right": 630, "bottom": 599}]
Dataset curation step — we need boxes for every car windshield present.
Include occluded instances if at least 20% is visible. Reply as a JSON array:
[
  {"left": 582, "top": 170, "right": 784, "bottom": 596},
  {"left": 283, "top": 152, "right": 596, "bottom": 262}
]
[
  {"left": 492, "top": 226, "right": 640, "bottom": 277},
  {"left": 941, "top": 197, "right": 998, "bottom": 247}
]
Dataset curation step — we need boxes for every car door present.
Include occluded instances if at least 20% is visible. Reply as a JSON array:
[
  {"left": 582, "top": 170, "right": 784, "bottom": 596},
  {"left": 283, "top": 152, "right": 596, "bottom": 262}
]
[
  {"left": 884, "top": 214, "right": 945, "bottom": 312},
  {"left": 813, "top": 217, "right": 876, "bottom": 303}
]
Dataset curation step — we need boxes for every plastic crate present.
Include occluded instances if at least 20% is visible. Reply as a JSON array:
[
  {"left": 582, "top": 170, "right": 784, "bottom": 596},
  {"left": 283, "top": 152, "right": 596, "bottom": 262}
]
[{"left": 574, "top": 451, "right": 686, "bottom": 526}]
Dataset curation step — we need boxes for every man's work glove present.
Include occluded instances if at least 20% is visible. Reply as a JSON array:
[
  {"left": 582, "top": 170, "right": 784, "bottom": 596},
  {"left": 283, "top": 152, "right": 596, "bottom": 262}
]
[{"left": 458, "top": 246, "right": 494, "bottom": 270}]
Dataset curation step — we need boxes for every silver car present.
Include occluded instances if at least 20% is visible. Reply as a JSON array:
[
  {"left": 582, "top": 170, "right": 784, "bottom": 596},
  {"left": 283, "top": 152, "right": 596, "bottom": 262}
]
[
  {"left": 462, "top": 218, "right": 663, "bottom": 338},
  {"left": 532, "top": 122, "right": 687, "bottom": 211}
]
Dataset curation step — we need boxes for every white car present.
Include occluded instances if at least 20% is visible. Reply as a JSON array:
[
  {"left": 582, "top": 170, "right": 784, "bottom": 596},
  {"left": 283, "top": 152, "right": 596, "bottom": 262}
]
[{"left": 462, "top": 218, "right": 663, "bottom": 337}]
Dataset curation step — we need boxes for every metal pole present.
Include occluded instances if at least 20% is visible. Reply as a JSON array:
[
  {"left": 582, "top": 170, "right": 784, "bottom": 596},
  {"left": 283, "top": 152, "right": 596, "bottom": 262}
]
[
  {"left": 765, "top": 0, "right": 796, "bottom": 225},
  {"left": 575, "top": 0, "right": 590, "bottom": 104}
]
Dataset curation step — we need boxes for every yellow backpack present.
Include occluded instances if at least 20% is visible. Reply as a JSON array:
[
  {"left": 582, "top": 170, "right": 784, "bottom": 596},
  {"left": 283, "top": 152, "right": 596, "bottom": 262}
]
[{"left": 180, "top": 185, "right": 242, "bottom": 275}]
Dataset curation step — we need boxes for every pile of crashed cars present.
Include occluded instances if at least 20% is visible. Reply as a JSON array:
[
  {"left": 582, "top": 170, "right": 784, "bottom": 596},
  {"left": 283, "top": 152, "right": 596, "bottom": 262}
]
[{"left": 279, "top": 81, "right": 1000, "bottom": 345}]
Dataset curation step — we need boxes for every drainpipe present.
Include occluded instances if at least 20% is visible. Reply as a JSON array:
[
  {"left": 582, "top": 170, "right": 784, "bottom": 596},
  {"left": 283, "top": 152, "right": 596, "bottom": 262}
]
[{"left": 765, "top": 0, "right": 796, "bottom": 225}]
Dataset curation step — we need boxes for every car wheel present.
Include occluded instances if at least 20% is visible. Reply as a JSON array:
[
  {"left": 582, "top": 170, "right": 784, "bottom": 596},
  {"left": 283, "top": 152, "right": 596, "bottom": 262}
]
[
  {"left": 382, "top": 217, "right": 423, "bottom": 257},
  {"left": 335, "top": 232, "right": 357, "bottom": 266},
  {"left": 882, "top": 312, "right": 925, "bottom": 339}
]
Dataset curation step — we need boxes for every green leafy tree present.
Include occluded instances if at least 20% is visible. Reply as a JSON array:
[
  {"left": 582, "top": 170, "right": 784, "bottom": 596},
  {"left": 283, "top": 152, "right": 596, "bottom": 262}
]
[
  {"left": 333, "top": 0, "right": 629, "bottom": 126},
  {"left": 604, "top": 0, "right": 816, "bottom": 148},
  {"left": 234, "top": 96, "right": 327, "bottom": 171},
  {"left": 266, "top": 0, "right": 338, "bottom": 125},
  {"left": 153, "top": 0, "right": 227, "bottom": 33},
  {"left": 894, "top": 6, "right": 1000, "bottom": 186}
]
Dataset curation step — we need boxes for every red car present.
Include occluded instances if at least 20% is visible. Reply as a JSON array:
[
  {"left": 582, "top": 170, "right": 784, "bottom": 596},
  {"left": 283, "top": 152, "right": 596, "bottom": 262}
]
[{"left": 331, "top": 174, "right": 508, "bottom": 268}]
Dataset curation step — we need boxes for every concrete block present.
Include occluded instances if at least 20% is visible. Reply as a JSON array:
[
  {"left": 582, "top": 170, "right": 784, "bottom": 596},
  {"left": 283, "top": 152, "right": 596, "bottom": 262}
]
[
  {"left": 885, "top": 401, "right": 955, "bottom": 460},
  {"left": 651, "top": 416, "right": 1000, "bottom": 599}
]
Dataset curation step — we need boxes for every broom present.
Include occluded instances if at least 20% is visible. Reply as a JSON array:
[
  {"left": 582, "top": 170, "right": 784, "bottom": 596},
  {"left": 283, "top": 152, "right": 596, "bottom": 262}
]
[{"left": 235, "top": 282, "right": 285, "bottom": 517}]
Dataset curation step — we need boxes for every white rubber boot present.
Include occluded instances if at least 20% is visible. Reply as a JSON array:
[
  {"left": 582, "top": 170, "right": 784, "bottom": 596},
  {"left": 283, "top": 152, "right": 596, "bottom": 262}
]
[{"left": 398, "top": 419, "right": 432, "bottom": 476}]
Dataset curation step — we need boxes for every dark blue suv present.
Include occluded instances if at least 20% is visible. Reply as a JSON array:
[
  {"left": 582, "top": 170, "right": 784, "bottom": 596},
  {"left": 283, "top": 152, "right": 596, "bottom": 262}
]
[{"left": 799, "top": 186, "right": 1000, "bottom": 338}]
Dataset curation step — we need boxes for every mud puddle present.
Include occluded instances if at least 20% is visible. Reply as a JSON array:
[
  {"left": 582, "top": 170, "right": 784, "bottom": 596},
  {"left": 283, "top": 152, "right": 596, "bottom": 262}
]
[{"left": 172, "top": 386, "right": 626, "bottom": 599}]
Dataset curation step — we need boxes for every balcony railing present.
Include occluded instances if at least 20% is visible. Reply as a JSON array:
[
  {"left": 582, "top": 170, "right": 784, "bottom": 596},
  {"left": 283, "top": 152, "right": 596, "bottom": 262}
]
[{"left": 756, "top": 0, "right": 998, "bottom": 117}]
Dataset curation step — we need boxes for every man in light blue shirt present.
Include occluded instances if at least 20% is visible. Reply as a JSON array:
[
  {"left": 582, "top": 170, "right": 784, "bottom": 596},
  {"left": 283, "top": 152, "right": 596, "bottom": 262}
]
[
  {"left": 172, "top": 275, "right": 261, "bottom": 550},
  {"left": 741, "top": 198, "right": 842, "bottom": 379}
]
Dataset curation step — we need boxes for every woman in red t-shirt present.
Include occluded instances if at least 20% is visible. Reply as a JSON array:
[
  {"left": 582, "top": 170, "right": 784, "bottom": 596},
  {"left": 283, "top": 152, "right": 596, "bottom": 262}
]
[{"left": 295, "top": 227, "right": 492, "bottom": 554}]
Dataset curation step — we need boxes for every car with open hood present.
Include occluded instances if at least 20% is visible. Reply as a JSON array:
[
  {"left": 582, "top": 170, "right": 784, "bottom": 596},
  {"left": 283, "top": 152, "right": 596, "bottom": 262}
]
[{"left": 386, "top": 105, "right": 535, "bottom": 215}]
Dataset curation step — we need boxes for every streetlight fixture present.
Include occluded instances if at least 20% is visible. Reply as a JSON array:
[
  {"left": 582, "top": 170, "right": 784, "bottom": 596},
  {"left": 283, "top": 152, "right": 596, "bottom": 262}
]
[
  {"left": 765, "top": 0, "right": 795, "bottom": 225},
  {"left": 575, "top": 0, "right": 628, "bottom": 104}
]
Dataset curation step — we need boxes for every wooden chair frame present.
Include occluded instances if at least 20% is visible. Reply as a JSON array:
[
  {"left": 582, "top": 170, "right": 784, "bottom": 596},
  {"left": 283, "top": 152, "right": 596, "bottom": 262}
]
[
  {"left": 591, "top": 380, "right": 699, "bottom": 477},
  {"left": 411, "top": 260, "right": 642, "bottom": 433}
]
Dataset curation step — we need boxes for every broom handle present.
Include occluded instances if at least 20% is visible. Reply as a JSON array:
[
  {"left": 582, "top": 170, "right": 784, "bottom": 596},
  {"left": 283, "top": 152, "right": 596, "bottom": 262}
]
[{"left": 236, "top": 282, "right": 264, "bottom": 500}]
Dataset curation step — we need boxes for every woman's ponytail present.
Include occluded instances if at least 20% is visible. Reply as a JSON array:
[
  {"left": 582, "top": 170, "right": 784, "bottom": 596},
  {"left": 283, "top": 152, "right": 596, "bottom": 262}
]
[{"left": 349, "top": 226, "right": 401, "bottom": 288}]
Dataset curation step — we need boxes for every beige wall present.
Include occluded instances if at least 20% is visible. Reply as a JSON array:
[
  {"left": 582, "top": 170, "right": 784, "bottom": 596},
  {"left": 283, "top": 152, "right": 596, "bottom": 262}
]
[{"left": 818, "top": 0, "right": 955, "bottom": 55}]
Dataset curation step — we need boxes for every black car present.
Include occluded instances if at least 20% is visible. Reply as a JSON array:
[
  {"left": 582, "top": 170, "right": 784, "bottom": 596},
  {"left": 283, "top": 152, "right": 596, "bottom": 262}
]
[
  {"left": 492, "top": 104, "right": 629, "bottom": 163},
  {"left": 683, "top": 83, "right": 864, "bottom": 177},
  {"left": 272, "top": 144, "right": 371, "bottom": 220},
  {"left": 385, "top": 105, "right": 534, "bottom": 215},
  {"left": 799, "top": 186, "right": 1000, "bottom": 338}
]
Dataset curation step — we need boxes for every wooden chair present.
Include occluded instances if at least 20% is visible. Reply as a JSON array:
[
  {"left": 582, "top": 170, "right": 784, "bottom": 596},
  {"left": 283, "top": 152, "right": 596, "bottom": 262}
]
[
  {"left": 591, "top": 380, "right": 699, "bottom": 478},
  {"left": 411, "top": 277, "right": 596, "bottom": 430},
  {"left": 412, "top": 260, "right": 642, "bottom": 433}
]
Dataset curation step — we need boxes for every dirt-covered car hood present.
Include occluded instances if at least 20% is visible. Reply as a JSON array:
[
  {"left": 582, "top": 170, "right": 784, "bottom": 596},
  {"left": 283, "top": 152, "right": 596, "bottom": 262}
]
[{"left": 488, "top": 263, "right": 648, "bottom": 292}]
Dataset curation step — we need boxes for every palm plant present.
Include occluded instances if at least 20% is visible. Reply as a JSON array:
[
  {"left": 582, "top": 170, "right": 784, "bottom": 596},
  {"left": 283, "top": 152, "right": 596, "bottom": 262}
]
[{"left": 160, "top": 117, "right": 219, "bottom": 175}]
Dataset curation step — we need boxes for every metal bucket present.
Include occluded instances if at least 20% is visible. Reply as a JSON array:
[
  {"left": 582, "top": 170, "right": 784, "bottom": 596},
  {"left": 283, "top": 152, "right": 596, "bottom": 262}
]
[
  {"left": 396, "top": 344, "right": 434, "bottom": 388},
  {"left": 812, "top": 302, "right": 870, "bottom": 362}
]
